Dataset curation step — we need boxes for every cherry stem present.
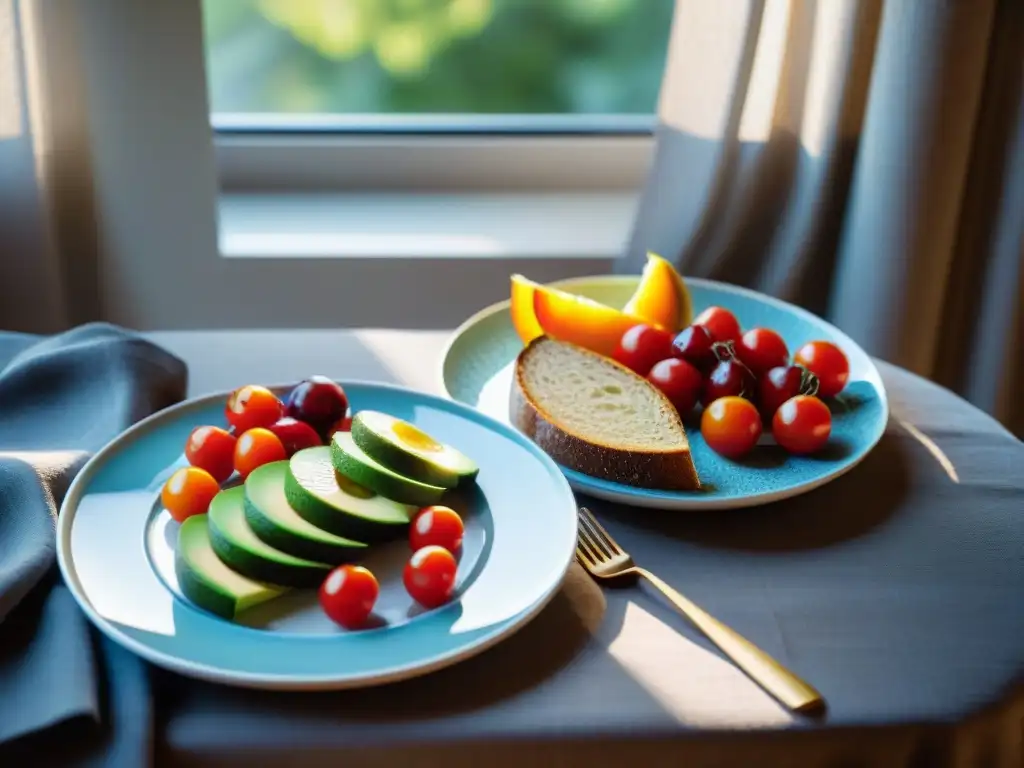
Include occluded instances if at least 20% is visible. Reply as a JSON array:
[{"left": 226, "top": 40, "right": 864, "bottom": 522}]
[
  {"left": 796, "top": 364, "right": 820, "bottom": 397},
  {"left": 711, "top": 340, "right": 736, "bottom": 363}
]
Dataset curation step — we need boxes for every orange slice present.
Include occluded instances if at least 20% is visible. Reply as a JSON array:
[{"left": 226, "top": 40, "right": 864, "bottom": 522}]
[
  {"left": 532, "top": 284, "right": 642, "bottom": 358},
  {"left": 510, "top": 274, "right": 545, "bottom": 344},
  {"left": 622, "top": 252, "right": 692, "bottom": 333}
]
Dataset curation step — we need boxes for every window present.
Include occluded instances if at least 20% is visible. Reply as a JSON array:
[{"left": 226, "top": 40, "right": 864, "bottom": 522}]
[
  {"left": 32, "top": 0, "right": 672, "bottom": 329},
  {"left": 202, "top": 0, "right": 671, "bottom": 121}
]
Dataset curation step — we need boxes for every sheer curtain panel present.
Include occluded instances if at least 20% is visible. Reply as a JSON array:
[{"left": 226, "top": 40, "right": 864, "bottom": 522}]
[{"left": 623, "top": 0, "right": 1023, "bottom": 437}]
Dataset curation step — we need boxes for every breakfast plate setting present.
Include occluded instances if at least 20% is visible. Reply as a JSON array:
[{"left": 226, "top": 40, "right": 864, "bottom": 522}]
[
  {"left": 441, "top": 254, "right": 888, "bottom": 510},
  {"left": 57, "top": 379, "right": 577, "bottom": 689},
  {"left": 57, "top": 254, "right": 886, "bottom": 692}
]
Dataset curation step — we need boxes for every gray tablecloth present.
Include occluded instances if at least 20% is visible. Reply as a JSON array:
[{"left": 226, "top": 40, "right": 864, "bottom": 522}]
[{"left": 1, "top": 328, "right": 1021, "bottom": 768}]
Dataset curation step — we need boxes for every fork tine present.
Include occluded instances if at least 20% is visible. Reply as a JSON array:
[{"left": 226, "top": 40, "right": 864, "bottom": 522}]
[
  {"left": 578, "top": 507, "right": 624, "bottom": 556},
  {"left": 576, "top": 510, "right": 611, "bottom": 559},
  {"left": 575, "top": 546, "right": 594, "bottom": 569},
  {"left": 575, "top": 527, "right": 603, "bottom": 564}
]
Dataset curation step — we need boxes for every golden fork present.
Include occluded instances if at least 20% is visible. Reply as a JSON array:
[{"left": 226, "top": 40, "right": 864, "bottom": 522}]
[{"left": 576, "top": 506, "right": 825, "bottom": 714}]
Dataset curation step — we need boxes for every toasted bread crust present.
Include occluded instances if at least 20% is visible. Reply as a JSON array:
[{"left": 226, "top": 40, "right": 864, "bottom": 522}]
[{"left": 510, "top": 338, "right": 701, "bottom": 491}]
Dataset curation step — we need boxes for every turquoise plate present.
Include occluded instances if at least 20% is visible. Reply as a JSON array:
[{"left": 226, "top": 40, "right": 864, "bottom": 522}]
[
  {"left": 440, "top": 276, "right": 888, "bottom": 510},
  {"left": 56, "top": 382, "right": 577, "bottom": 689}
]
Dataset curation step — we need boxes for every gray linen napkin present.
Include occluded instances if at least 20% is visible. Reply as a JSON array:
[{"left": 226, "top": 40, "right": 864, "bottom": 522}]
[{"left": 0, "top": 323, "right": 186, "bottom": 764}]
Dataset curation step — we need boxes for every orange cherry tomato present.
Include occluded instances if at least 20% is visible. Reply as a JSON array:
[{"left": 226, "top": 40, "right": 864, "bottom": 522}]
[
  {"left": 793, "top": 341, "right": 849, "bottom": 398},
  {"left": 161, "top": 467, "right": 220, "bottom": 523},
  {"left": 700, "top": 396, "right": 762, "bottom": 459},
  {"left": 410, "top": 506, "right": 465, "bottom": 554},
  {"left": 233, "top": 427, "right": 287, "bottom": 479},
  {"left": 772, "top": 395, "right": 832, "bottom": 454},
  {"left": 319, "top": 565, "right": 379, "bottom": 629},
  {"left": 225, "top": 385, "right": 284, "bottom": 434},
  {"left": 184, "top": 425, "right": 237, "bottom": 483}
]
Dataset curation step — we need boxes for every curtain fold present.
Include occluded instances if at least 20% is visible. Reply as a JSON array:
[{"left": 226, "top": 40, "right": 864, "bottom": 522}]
[
  {"left": 623, "top": 0, "right": 1023, "bottom": 437},
  {"left": 0, "top": 0, "right": 66, "bottom": 333},
  {"left": 0, "top": 0, "right": 100, "bottom": 333}
]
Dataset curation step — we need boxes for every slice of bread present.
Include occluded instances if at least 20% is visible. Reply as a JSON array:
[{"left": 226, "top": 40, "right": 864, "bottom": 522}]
[{"left": 510, "top": 337, "right": 701, "bottom": 491}]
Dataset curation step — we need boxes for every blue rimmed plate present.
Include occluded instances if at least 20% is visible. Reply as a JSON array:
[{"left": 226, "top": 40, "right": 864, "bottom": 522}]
[
  {"left": 439, "top": 276, "right": 888, "bottom": 510},
  {"left": 57, "top": 382, "right": 577, "bottom": 689}
]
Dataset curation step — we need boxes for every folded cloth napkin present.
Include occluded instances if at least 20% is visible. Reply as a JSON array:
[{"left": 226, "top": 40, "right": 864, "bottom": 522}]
[{"left": 0, "top": 323, "right": 187, "bottom": 765}]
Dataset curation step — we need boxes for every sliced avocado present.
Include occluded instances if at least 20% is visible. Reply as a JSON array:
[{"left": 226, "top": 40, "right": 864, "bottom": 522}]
[
  {"left": 284, "top": 447, "right": 414, "bottom": 542},
  {"left": 331, "top": 432, "right": 446, "bottom": 506},
  {"left": 243, "top": 461, "right": 368, "bottom": 564},
  {"left": 351, "top": 410, "right": 479, "bottom": 489},
  {"left": 175, "top": 515, "right": 286, "bottom": 620},
  {"left": 208, "top": 486, "right": 331, "bottom": 588}
]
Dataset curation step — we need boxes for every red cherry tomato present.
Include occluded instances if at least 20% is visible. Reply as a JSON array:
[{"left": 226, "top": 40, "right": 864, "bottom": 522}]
[
  {"left": 736, "top": 328, "right": 789, "bottom": 377},
  {"left": 671, "top": 324, "right": 717, "bottom": 371},
  {"left": 266, "top": 417, "right": 322, "bottom": 456},
  {"left": 225, "top": 385, "right": 284, "bottom": 434},
  {"left": 758, "top": 364, "right": 819, "bottom": 421},
  {"left": 613, "top": 324, "right": 675, "bottom": 376},
  {"left": 793, "top": 341, "right": 849, "bottom": 398},
  {"left": 326, "top": 415, "right": 353, "bottom": 440},
  {"left": 702, "top": 358, "right": 757, "bottom": 406},
  {"left": 161, "top": 467, "right": 220, "bottom": 523},
  {"left": 319, "top": 565, "right": 379, "bottom": 629},
  {"left": 403, "top": 546, "right": 457, "bottom": 609},
  {"left": 184, "top": 425, "right": 237, "bottom": 483},
  {"left": 693, "top": 306, "right": 742, "bottom": 345},
  {"left": 772, "top": 395, "right": 832, "bottom": 454},
  {"left": 410, "top": 505, "right": 465, "bottom": 553},
  {"left": 233, "top": 427, "right": 287, "bottom": 479},
  {"left": 647, "top": 358, "right": 703, "bottom": 416},
  {"left": 700, "top": 396, "right": 762, "bottom": 459}
]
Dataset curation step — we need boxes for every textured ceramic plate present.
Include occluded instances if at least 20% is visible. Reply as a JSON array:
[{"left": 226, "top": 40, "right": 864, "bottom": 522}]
[
  {"left": 56, "top": 382, "right": 577, "bottom": 689},
  {"left": 440, "top": 276, "right": 888, "bottom": 510}
]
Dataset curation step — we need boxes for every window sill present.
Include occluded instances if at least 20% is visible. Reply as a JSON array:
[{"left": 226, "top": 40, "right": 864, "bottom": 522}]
[{"left": 218, "top": 191, "right": 637, "bottom": 261}]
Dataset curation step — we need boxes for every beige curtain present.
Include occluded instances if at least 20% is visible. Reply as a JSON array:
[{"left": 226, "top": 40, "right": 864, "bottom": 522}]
[
  {"left": 0, "top": 0, "right": 99, "bottom": 333},
  {"left": 622, "top": 0, "right": 1023, "bottom": 438}
]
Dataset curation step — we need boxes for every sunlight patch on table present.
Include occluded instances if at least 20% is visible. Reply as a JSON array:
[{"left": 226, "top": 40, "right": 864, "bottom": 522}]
[
  {"left": 898, "top": 419, "right": 959, "bottom": 483},
  {"left": 606, "top": 601, "right": 793, "bottom": 727}
]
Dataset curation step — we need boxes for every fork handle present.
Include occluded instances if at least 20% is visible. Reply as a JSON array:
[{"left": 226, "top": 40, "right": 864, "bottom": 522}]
[{"left": 635, "top": 567, "right": 824, "bottom": 713}]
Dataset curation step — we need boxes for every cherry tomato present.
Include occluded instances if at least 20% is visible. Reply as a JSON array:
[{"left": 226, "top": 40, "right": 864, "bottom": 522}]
[
  {"left": 233, "top": 427, "right": 287, "bottom": 479},
  {"left": 410, "top": 505, "right": 465, "bottom": 553},
  {"left": 319, "top": 565, "right": 379, "bottom": 629},
  {"left": 702, "top": 358, "right": 757, "bottom": 406},
  {"left": 647, "top": 358, "right": 703, "bottom": 416},
  {"left": 671, "top": 324, "right": 717, "bottom": 371},
  {"left": 161, "top": 466, "right": 220, "bottom": 523},
  {"left": 267, "top": 417, "right": 322, "bottom": 456},
  {"left": 326, "top": 415, "right": 353, "bottom": 440},
  {"left": 701, "top": 396, "right": 763, "bottom": 459},
  {"left": 184, "top": 425, "right": 237, "bottom": 483},
  {"left": 613, "top": 324, "right": 674, "bottom": 376},
  {"left": 736, "top": 328, "right": 789, "bottom": 377},
  {"left": 773, "top": 395, "right": 832, "bottom": 454},
  {"left": 286, "top": 376, "right": 349, "bottom": 435},
  {"left": 758, "top": 364, "right": 819, "bottom": 421},
  {"left": 793, "top": 341, "right": 849, "bottom": 398},
  {"left": 225, "top": 385, "right": 284, "bottom": 434},
  {"left": 693, "top": 306, "right": 742, "bottom": 345},
  {"left": 403, "top": 546, "right": 457, "bottom": 609}
]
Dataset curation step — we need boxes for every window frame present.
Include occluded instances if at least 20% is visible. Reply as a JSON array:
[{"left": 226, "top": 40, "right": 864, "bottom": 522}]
[{"left": 37, "top": 0, "right": 656, "bottom": 330}]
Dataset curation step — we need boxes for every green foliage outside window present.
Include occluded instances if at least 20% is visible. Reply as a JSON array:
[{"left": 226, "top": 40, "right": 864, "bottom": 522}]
[{"left": 203, "top": 0, "right": 673, "bottom": 115}]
